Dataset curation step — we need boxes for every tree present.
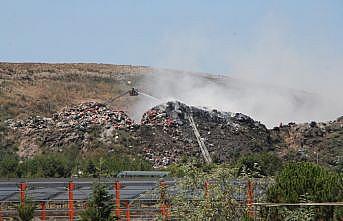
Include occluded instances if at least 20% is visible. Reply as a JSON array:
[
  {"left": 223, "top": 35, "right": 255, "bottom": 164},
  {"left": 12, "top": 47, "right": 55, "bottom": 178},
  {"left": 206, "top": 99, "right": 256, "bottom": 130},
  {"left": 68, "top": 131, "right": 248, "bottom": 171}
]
[
  {"left": 267, "top": 162, "right": 343, "bottom": 220},
  {"left": 169, "top": 163, "right": 244, "bottom": 220},
  {"left": 80, "top": 183, "right": 114, "bottom": 221}
]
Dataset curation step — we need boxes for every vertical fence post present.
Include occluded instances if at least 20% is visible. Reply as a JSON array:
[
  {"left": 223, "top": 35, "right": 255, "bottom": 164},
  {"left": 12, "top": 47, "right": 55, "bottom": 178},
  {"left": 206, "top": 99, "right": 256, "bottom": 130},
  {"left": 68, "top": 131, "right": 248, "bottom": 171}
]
[
  {"left": 125, "top": 201, "right": 131, "bottom": 221},
  {"left": 246, "top": 180, "right": 254, "bottom": 219},
  {"left": 166, "top": 204, "right": 171, "bottom": 220},
  {"left": 19, "top": 182, "right": 27, "bottom": 204},
  {"left": 204, "top": 181, "right": 209, "bottom": 198},
  {"left": 114, "top": 181, "right": 121, "bottom": 218},
  {"left": 159, "top": 179, "right": 166, "bottom": 220},
  {"left": 40, "top": 201, "right": 46, "bottom": 221},
  {"left": 68, "top": 182, "right": 75, "bottom": 221},
  {"left": 0, "top": 206, "right": 3, "bottom": 221}
]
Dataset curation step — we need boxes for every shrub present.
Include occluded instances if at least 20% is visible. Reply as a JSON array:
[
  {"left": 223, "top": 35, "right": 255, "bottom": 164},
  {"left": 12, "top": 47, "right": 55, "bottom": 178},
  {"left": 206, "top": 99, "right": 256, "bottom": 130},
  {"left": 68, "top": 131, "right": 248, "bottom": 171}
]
[
  {"left": 236, "top": 152, "right": 282, "bottom": 178},
  {"left": 17, "top": 201, "right": 35, "bottom": 221},
  {"left": 267, "top": 162, "right": 343, "bottom": 220},
  {"left": 0, "top": 153, "right": 19, "bottom": 178},
  {"left": 80, "top": 183, "right": 113, "bottom": 221},
  {"left": 170, "top": 163, "right": 244, "bottom": 220}
]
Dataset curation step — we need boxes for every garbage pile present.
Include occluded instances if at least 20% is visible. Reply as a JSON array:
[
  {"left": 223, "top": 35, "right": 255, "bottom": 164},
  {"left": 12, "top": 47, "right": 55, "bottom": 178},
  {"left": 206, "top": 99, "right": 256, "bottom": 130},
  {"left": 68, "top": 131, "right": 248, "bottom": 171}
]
[
  {"left": 141, "top": 101, "right": 190, "bottom": 126},
  {"left": 6, "top": 100, "right": 273, "bottom": 168},
  {"left": 136, "top": 101, "right": 271, "bottom": 167},
  {"left": 6, "top": 102, "right": 134, "bottom": 152},
  {"left": 52, "top": 102, "right": 133, "bottom": 130},
  {"left": 141, "top": 101, "right": 260, "bottom": 128},
  {"left": 270, "top": 116, "right": 343, "bottom": 166}
]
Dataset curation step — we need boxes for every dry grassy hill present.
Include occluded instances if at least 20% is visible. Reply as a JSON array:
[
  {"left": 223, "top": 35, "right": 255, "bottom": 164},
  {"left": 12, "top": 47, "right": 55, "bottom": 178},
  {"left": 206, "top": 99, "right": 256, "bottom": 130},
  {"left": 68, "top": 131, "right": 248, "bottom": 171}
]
[{"left": 0, "top": 62, "right": 154, "bottom": 120}]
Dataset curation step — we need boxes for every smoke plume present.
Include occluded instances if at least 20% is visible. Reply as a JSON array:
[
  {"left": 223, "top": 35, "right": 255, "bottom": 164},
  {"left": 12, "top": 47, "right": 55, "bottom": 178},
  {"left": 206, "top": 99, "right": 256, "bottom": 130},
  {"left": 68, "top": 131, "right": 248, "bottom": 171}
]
[{"left": 131, "top": 14, "right": 343, "bottom": 128}]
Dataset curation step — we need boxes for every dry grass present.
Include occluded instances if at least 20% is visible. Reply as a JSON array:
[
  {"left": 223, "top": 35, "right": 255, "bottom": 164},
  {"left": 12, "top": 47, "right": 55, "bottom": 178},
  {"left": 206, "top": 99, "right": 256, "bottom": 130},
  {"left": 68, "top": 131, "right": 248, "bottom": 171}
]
[{"left": 0, "top": 62, "right": 151, "bottom": 119}]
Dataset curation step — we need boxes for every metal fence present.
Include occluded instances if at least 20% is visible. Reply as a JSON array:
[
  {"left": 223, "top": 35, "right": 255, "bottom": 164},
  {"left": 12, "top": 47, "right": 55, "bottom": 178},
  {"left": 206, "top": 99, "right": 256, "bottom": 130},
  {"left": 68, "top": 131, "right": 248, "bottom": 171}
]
[
  {"left": 0, "top": 178, "right": 176, "bottom": 220},
  {"left": 1, "top": 178, "right": 340, "bottom": 221}
]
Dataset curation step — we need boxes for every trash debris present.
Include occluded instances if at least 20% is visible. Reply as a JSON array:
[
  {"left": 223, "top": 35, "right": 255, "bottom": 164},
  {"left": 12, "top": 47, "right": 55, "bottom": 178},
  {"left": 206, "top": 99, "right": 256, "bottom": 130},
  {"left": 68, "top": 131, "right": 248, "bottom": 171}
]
[
  {"left": 5, "top": 101, "right": 277, "bottom": 168},
  {"left": 6, "top": 102, "right": 134, "bottom": 152},
  {"left": 138, "top": 101, "right": 271, "bottom": 167}
]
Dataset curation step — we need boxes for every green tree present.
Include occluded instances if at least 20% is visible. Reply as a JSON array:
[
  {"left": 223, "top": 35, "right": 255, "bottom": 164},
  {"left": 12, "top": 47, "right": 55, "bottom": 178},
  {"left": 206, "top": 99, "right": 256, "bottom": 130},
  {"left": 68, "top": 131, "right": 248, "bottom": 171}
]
[
  {"left": 19, "top": 154, "right": 73, "bottom": 178},
  {"left": 80, "top": 183, "right": 114, "bottom": 221},
  {"left": 267, "top": 162, "right": 343, "bottom": 220}
]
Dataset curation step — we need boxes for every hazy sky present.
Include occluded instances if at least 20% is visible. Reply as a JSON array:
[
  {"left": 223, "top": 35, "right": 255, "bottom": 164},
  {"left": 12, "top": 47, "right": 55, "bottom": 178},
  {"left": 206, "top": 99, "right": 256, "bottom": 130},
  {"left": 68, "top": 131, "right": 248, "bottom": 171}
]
[{"left": 1, "top": 1, "right": 343, "bottom": 94}]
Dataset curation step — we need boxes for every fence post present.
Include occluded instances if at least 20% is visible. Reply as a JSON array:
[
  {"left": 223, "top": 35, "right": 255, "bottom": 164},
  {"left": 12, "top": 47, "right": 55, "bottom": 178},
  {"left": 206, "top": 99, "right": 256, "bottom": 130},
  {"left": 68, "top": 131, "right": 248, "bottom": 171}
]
[
  {"left": 166, "top": 204, "right": 171, "bottom": 220},
  {"left": 19, "top": 182, "right": 27, "bottom": 204},
  {"left": 114, "top": 181, "right": 121, "bottom": 218},
  {"left": 246, "top": 180, "right": 254, "bottom": 219},
  {"left": 204, "top": 181, "right": 209, "bottom": 198},
  {"left": 40, "top": 201, "right": 46, "bottom": 221},
  {"left": 159, "top": 179, "right": 166, "bottom": 220},
  {"left": 68, "top": 182, "right": 75, "bottom": 221},
  {"left": 125, "top": 201, "right": 131, "bottom": 221}
]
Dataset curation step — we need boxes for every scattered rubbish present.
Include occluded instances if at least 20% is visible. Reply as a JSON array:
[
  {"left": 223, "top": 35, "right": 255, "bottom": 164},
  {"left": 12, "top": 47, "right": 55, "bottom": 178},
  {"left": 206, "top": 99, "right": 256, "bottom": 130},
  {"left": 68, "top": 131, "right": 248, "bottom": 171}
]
[{"left": 6, "top": 101, "right": 282, "bottom": 168}]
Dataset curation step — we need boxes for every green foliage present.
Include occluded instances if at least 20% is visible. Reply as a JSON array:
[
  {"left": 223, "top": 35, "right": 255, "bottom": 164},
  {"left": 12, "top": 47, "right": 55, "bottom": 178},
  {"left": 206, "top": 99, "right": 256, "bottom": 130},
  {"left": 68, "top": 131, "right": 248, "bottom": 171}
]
[
  {"left": 80, "top": 183, "right": 113, "bottom": 221},
  {"left": 17, "top": 201, "right": 35, "bottom": 221},
  {"left": 236, "top": 152, "right": 282, "bottom": 178},
  {"left": 268, "top": 162, "right": 342, "bottom": 203},
  {"left": 0, "top": 152, "right": 19, "bottom": 178},
  {"left": 79, "top": 155, "right": 152, "bottom": 178},
  {"left": 0, "top": 149, "right": 152, "bottom": 178},
  {"left": 0, "top": 119, "right": 18, "bottom": 152},
  {"left": 169, "top": 163, "right": 244, "bottom": 220},
  {"left": 334, "top": 207, "right": 343, "bottom": 221},
  {"left": 279, "top": 207, "right": 315, "bottom": 221},
  {"left": 167, "top": 161, "right": 218, "bottom": 178},
  {"left": 267, "top": 162, "right": 343, "bottom": 220},
  {"left": 18, "top": 152, "right": 75, "bottom": 178},
  {"left": 240, "top": 214, "right": 254, "bottom": 221}
]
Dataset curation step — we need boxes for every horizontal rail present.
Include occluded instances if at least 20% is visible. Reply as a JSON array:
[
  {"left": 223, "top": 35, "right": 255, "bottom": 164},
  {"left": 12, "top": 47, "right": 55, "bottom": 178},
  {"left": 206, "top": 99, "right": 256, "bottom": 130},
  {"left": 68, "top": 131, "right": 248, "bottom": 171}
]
[{"left": 254, "top": 202, "right": 343, "bottom": 207}]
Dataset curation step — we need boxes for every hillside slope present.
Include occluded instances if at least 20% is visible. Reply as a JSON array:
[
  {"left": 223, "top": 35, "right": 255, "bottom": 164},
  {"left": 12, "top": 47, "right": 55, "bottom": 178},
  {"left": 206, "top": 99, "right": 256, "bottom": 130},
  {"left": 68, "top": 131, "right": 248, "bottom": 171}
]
[
  {"left": 1, "top": 63, "right": 342, "bottom": 171},
  {"left": 0, "top": 62, "right": 152, "bottom": 120}
]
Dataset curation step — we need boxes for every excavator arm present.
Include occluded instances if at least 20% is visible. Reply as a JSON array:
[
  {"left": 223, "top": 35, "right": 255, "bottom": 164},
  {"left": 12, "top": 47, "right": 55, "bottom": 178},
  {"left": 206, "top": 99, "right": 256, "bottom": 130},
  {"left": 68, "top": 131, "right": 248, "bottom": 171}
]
[{"left": 105, "top": 88, "right": 139, "bottom": 105}]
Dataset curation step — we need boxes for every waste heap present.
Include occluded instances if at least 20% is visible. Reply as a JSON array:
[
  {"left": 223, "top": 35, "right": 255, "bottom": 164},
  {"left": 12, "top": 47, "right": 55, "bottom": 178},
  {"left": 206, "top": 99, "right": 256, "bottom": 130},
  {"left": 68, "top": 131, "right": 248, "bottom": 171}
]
[
  {"left": 6, "top": 101, "right": 273, "bottom": 168},
  {"left": 270, "top": 116, "right": 343, "bottom": 167},
  {"left": 6, "top": 102, "right": 134, "bottom": 155},
  {"left": 136, "top": 101, "right": 271, "bottom": 167},
  {"left": 5, "top": 101, "right": 342, "bottom": 169}
]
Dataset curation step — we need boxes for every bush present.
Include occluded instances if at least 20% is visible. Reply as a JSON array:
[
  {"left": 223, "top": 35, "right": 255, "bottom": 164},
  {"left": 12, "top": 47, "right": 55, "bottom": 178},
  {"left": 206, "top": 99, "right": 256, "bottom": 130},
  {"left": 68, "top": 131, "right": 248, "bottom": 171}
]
[
  {"left": 169, "top": 163, "right": 245, "bottom": 220},
  {"left": 19, "top": 154, "right": 73, "bottom": 178},
  {"left": 80, "top": 183, "right": 113, "bottom": 221},
  {"left": 0, "top": 153, "right": 19, "bottom": 178},
  {"left": 267, "top": 162, "right": 343, "bottom": 220},
  {"left": 17, "top": 201, "right": 35, "bottom": 221},
  {"left": 79, "top": 155, "right": 152, "bottom": 178},
  {"left": 236, "top": 152, "right": 282, "bottom": 178}
]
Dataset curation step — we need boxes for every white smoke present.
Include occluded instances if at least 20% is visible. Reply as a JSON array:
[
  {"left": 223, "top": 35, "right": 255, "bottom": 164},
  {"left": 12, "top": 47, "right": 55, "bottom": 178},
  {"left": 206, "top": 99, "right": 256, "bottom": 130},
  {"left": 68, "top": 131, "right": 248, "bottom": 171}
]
[{"left": 131, "top": 13, "right": 343, "bottom": 128}]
